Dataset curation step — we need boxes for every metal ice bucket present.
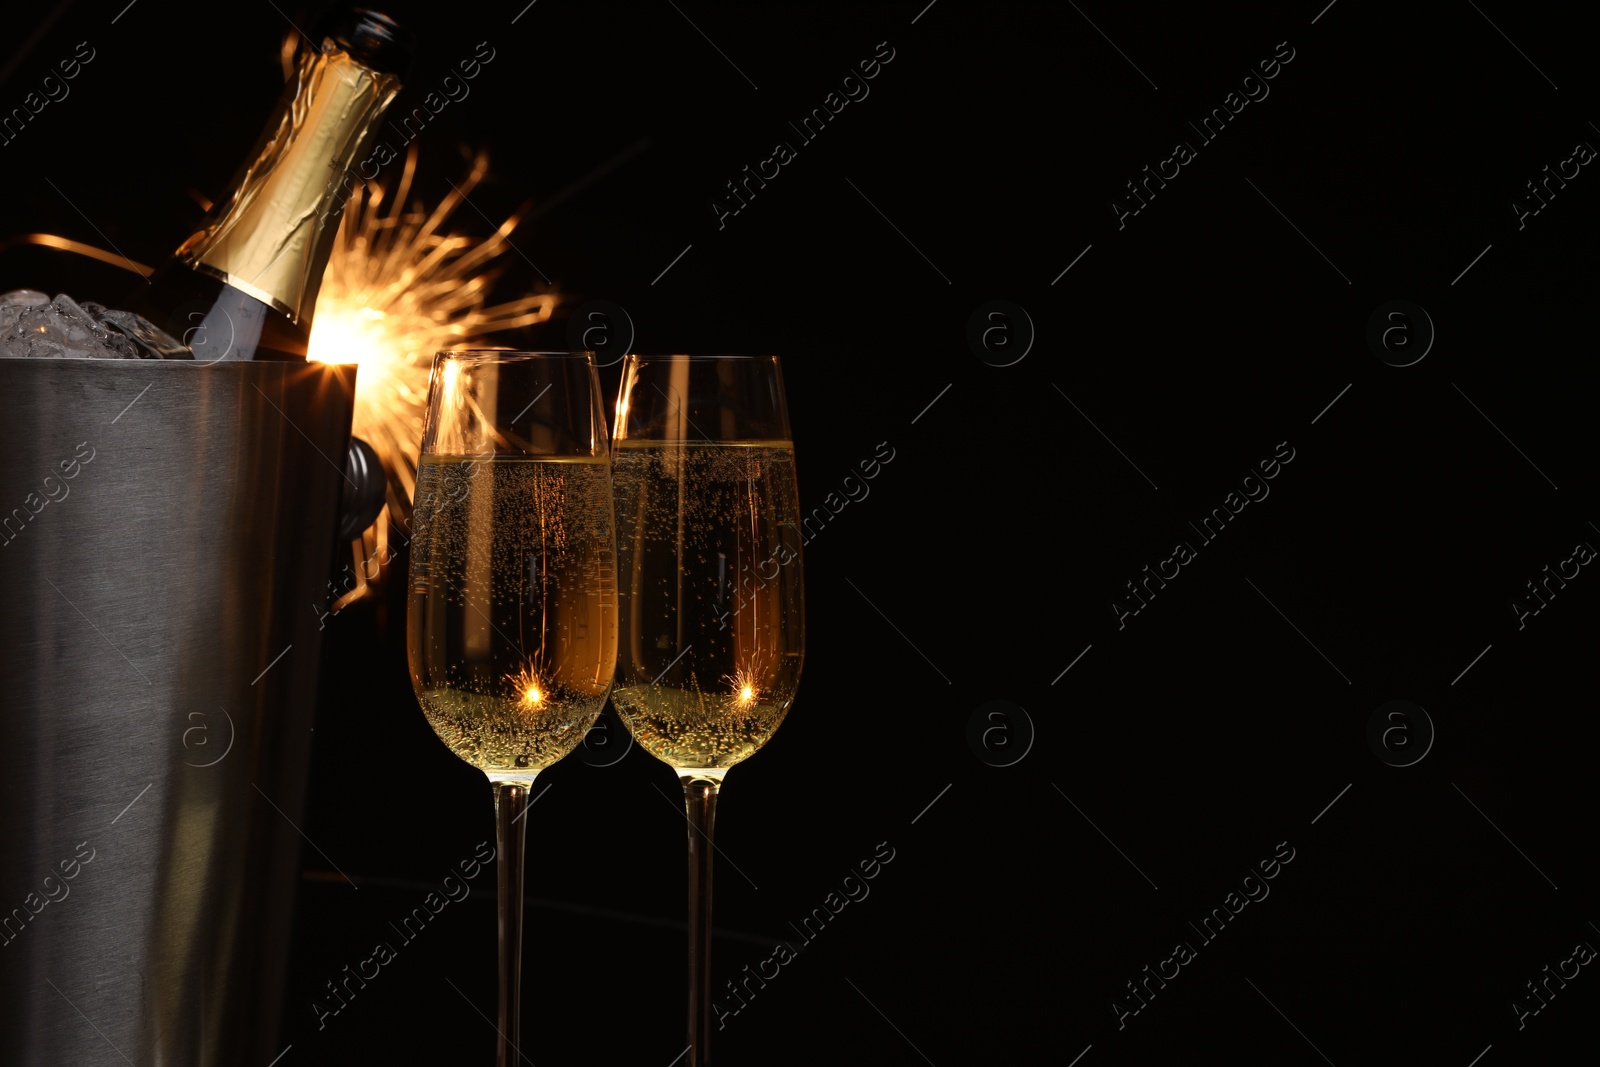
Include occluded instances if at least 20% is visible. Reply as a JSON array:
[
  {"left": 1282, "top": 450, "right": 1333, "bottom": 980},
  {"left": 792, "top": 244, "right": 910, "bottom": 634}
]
[{"left": 0, "top": 357, "right": 361, "bottom": 1065}]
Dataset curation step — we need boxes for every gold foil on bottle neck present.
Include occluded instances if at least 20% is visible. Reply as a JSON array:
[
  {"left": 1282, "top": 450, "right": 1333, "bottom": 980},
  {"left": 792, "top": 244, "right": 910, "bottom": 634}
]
[{"left": 177, "top": 46, "right": 400, "bottom": 323}]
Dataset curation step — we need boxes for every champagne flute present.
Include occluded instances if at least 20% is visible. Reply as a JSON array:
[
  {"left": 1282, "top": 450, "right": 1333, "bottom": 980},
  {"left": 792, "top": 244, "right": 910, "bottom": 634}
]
[
  {"left": 407, "top": 351, "right": 617, "bottom": 1066},
  {"left": 611, "top": 355, "right": 805, "bottom": 1066}
]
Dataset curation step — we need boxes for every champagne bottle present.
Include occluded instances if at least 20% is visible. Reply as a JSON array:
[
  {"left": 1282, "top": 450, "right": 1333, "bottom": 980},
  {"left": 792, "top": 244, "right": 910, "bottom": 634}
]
[{"left": 126, "top": 9, "right": 409, "bottom": 361}]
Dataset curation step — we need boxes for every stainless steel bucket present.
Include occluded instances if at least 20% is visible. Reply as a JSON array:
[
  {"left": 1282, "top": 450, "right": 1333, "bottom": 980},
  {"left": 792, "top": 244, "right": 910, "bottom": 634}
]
[{"left": 0, "top": 358, "right": 360, "bottom": 1065}]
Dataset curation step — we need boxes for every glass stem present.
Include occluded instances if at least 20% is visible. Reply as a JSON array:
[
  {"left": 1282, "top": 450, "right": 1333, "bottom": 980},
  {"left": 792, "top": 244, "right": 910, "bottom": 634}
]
[
  {"left": 683, "top": 776, "right": 720, "bottom": 1067},
  {"left": 493, "top": 780, "right": 532, "bottom": 1067}
]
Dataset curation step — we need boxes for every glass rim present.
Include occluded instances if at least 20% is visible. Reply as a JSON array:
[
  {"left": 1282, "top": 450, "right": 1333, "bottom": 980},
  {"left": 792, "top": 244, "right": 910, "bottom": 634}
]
[
  {"left": 432, "top": 349, "right": 597, "bottom": 363},
  {"left": 621, "top": 353, "right": 781, "bottom": 362}
]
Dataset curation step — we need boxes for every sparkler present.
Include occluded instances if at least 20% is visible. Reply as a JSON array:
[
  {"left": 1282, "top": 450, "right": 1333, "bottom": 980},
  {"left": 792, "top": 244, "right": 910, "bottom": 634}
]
[{"left": 307, "top": 143, "right": 559, "bottom": 608}]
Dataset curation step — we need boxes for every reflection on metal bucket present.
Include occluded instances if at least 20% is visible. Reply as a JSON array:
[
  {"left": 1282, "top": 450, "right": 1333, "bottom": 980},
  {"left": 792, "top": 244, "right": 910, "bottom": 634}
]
[{"left": 0, "top": 357, "right": 358, "bottom": 1066}]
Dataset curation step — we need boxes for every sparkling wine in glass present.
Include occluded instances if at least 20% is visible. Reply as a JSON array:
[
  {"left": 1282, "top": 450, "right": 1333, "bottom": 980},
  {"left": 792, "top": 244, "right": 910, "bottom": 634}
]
[
  {"left": 611, "top": 354, "right": 805, "bottom": 1066},
  {"left": 408, "top": 351, "right": 617, "bottom": 1066}
]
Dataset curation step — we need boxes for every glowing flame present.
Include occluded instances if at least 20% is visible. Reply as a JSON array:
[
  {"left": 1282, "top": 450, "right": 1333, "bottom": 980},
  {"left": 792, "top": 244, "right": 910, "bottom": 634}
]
[{"left": 307, "top": 143, "right": 559, "bottom": 608}]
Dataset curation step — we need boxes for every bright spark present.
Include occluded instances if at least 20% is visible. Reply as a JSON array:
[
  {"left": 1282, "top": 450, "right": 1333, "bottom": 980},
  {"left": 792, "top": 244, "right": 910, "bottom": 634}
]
[
  {"left": 509, "top": 660, "right": 550, "bottom": 712},
  {"left": 729, "top": 662, "right": 760, "bottom": 707}
]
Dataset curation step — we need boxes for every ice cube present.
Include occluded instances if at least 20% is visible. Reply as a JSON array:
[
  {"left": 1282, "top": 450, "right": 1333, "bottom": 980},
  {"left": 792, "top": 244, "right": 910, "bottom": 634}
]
[
  {"left": 98, "top": 308, "right": 191, "bottom": 359},
  {"left": 0, "top": 293, "right": 127, "bottom": 359},
  {"left": 0, "top": 292, "right": 189, "bottom": 359},
  {"left": 0, "top": 289, "right": 53, "bottom": 335}
]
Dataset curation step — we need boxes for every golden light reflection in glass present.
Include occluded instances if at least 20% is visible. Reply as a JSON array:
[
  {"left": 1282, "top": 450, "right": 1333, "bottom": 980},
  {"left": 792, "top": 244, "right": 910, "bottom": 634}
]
[
  {"left": 728, "top": 661, "right": 760, "bottom": 708},
  {"left": 509, "top": 660, "right": 550, "bottom": 713}
]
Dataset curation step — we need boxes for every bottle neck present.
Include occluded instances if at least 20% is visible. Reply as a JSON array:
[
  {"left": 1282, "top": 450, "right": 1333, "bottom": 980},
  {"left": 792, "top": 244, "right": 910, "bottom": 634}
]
[{"left": 175, "top": 45, "right": 400, "bottom": 326}]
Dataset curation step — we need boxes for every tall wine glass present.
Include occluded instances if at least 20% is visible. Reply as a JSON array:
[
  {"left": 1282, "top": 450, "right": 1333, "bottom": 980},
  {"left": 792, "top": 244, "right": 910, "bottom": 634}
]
[
  {"left": 407, "top": 351, "right": 618, "bottom": 1067},
  {"left": 611, "top": 355, "right": 805, "bottom": 1066}
]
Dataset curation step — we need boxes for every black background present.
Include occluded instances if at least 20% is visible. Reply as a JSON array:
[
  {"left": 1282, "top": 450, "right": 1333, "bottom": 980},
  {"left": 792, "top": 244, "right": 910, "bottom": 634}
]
[{"left": 3, "top": 1, "right": 1598, "bottom": 1064}]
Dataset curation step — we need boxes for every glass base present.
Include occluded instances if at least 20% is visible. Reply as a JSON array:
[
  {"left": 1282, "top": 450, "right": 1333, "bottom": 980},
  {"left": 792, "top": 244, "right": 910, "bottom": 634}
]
[{"left": 673, "top": 766, "right": 729, "bottom": 787}]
